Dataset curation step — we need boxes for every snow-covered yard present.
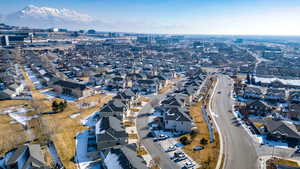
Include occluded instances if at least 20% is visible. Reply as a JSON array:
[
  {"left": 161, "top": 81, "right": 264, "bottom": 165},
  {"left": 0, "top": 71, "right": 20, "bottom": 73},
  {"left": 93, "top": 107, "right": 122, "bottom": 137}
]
[
  {"left": 42, "top": 91, "right": 77, "bottom": 102},
  {"left": 76, "top": 131, "right": 102, "bottom": 169},
  {"left": 70, "top": 112, "right": 81, "bottom": 119},
  {"left": 81, "top": 111, "right": 98, "bottom": 127},
  {"left": 0, "top": 106, "right": 38, "bottom": 126}
]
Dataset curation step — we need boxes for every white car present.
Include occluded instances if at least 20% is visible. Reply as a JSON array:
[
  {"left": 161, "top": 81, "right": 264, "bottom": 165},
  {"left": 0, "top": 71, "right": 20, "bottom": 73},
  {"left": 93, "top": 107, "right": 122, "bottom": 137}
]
[
  {"left": 184, "top": 161, "right": 195, "bottom": 168},
  {"left": 165, "top": 145, "right": 176, "bottom": 152}
]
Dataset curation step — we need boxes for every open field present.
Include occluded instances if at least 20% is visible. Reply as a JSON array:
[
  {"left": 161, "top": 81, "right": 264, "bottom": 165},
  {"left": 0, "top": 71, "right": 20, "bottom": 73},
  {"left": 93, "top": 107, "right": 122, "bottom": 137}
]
[
  {"left": 0, "top": 100, "right": 34, "bottom": 155},
  {"left": 1, "top": 70, "right": 112, "bottom": 168},
  {"left": 29, "top": 94, "right": 111, "bottom": 169},
  {"left": 0, "top": 114, "right": 29, "bottom": 155},
  {"left": 181, "top": 101, "right": 220, "bottom": 169}
]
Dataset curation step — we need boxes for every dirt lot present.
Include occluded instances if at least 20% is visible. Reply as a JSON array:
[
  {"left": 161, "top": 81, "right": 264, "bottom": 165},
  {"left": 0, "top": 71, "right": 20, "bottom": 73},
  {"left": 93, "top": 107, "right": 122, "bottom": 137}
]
[
  {"left": 0, "top": 100, "right": 33, "bottom": 155},
  {"left": 181, "top": 101, "right": 220, "bottom": 169},
  {"left": 30, "top": 94, "right": 111, "bottom": 169}
]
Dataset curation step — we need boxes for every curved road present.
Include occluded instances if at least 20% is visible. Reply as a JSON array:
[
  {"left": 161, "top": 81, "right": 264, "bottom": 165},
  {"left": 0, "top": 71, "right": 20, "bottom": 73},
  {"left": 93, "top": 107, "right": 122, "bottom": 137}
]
[{"left": 211, "top": 75, "right": 258, "bottom": 169}]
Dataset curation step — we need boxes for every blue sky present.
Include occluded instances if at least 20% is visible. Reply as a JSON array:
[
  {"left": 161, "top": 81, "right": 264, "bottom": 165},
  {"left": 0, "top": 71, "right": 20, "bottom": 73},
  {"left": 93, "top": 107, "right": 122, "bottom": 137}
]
[{"left": 1, "top": 0, "right": 300, "bottom": 35}]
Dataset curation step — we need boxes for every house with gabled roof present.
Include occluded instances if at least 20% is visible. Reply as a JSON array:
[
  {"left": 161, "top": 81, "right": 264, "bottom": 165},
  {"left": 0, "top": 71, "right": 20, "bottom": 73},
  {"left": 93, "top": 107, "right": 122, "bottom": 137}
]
[
  {"left": 98, "top": 99, "right": 128, "bottom": 119},
  {"left": 6, "top": 144, "right": 49, "bottom": 169},
  {"left": 113, "top": 89, "right": 138, "bottom": 108},
  {"left": 245, "top": 99, "right": 272, "bottom": 116},
  {"left": 243, "top": 86, "right": 262, "bottom": 99},
  {"left": 265, "top": 88, "right": 286, "bottom": 102},
  {"left": 161, "top": 95, "right": 186, "bottom": 108},
  {"left": 103, "top": 143, "right": 148, "bottom": 169},
  {"left": 263, "top": 120, "right": 300, "bottom": 147},
  {"left": 95, "top": 116, "right": 128, "bottom": 150},
  {"left": 52, "top": 80, "right": 92, "bottom": 98},
  {"left": 288, "top": 91, "right": 300, "bottom": 103},
  {"left": 163, "top": 107, "right": 194, "bottom": 133},
  {"left": 132, "top": 79, "right": 157, "bottom": 94}
]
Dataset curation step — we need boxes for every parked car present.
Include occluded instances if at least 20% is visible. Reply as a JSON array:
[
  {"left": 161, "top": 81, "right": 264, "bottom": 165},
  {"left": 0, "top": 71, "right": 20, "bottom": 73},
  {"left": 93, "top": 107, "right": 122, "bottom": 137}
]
[
  {"left": 174, "top": 155, "right": 187, "bottom": 162},
  {"left": 154, "top": 134, "right": 169, "bottom": 141},
  {"left": 172, "top": 151, "right": 187, "bottom": 162},
  {"left": 193, "top": 146, "right": 204, "bottom": 151},
  {"left": 184, "top": 161, "right": 195, "bottom": 168},
  {"left": 165, "top": 145, "right": 176, "bottom": 152}
]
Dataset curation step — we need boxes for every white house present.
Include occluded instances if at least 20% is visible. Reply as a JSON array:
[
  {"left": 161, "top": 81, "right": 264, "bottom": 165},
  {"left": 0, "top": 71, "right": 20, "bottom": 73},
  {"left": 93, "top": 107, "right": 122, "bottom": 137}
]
[{"left": 163, "top": 107, "right": 194, "bottom": 133}]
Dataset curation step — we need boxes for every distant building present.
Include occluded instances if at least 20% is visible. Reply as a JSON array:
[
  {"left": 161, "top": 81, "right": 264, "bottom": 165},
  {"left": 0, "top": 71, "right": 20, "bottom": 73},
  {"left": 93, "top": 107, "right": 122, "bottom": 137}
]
[
  {"left": 0, "top": 35, "right": 9, "bottom": 46},
  {"left": 52, "top": 80, "right": 92, "bottom": 98}
]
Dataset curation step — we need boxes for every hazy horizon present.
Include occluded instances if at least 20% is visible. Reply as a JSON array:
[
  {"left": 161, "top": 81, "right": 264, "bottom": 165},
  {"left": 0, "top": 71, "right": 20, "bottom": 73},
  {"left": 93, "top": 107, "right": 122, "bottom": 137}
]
[{"left": 1, "top": 0, "right": 300, "bottom": 36}]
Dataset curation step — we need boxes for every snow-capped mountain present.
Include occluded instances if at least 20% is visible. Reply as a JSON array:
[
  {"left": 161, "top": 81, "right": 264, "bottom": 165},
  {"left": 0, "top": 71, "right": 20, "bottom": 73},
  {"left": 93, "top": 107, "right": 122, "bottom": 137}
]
[{"left": 4, "top": 5, "right": 95, "bottom": 29}]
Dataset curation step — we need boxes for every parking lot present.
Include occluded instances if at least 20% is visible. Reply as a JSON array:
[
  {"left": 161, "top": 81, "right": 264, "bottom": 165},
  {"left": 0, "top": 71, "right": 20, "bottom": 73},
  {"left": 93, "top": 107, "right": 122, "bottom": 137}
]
[
  {"left": 148, "top": 109, "right": 200, "bottom": 169},
  {"left": 151, "top": 132, "right": 200, "bottom": 169}
]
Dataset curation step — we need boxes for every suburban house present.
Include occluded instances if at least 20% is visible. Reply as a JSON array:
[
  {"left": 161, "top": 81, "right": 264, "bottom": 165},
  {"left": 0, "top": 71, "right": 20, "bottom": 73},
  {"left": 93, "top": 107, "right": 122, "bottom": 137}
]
[
  {"left": 161, "top": 95, "right": 186, "bottom": 108},
  {"left": 163, "top": 107, "right": 194, "bottom": 133},
  {"left": 265, "top": 88, "right": 286, "bottom": 102},
  {"left": 262, "top": 120, "right": 300, "bottom": 147},
  {"left": 0, "top": 89, "right": 15, "bottom": 99},
  {"left": 98, "top": 99, "right": 128, "bottom": 118},
  {"left": 287, "top": 103, "right": 300, "bottom": 121},
  {"left": 244, "top": 100, "right": 272, "bottom": 116},
  {"left": 289, "top": 91, "right": 300, "bottom": 103},
  {"left": 103, "top": 143, "right": 148, "bottom": 169},
  {"left": 6, "top": 144, "right": 49, "bottom": 169},
  {"left": 243, "top": 86, "right": 262, "bottom": 99},
  {"left": 113, "top": 89, "right": 138, "bottom": 108},
  {"left": 150, "top": 74, "right": 168, "bottom": 89},
  {"left": 52, "top": 80, "right": 92, "bottom": 98},
  {"left": 107, "top": 76, "right": 126, "bottom": 90},
  {"left": 7, "top": 83, "right": 24, "bottom": 96},
  {"left": 95, "top": 116, "right": 128, "bottom": 150},
  {"left": 133, "top": 79, "right": 157, "bottom": 94}
]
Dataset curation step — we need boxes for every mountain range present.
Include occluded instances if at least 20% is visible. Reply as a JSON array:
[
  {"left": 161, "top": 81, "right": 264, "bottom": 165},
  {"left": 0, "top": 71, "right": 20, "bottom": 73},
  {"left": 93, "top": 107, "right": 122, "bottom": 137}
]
[{"left": 3, "top": 5, "right": 95, "bottom": 29}]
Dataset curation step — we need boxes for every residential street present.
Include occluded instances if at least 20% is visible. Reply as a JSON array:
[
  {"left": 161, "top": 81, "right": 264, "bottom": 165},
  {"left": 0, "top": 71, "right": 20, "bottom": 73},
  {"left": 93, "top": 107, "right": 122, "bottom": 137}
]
[
  {"left": 136, "top": 93, "right": 181, "bottom": 169},
  {"left": 211, "top": 75, "right": 258, "bottom": 169}
]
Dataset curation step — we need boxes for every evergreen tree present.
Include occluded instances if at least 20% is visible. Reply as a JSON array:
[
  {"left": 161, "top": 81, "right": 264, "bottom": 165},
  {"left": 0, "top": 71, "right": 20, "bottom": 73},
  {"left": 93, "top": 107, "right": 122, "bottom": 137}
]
[{"left": 52, "top": 100, "right": 58, "bottom": 112}]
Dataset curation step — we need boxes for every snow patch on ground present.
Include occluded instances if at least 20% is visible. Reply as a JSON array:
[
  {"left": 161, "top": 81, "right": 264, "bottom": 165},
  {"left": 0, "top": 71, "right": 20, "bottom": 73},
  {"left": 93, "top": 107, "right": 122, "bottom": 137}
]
[
  {"left": 76, "top": 130, "right": 101, "bottom": 169},
  {"left": 8, "top": 113, "right": 38, "bottom": 126},
  {"left": 255, "top": 76, "right": 300, "bottom": 86},
  {"left": 42, "top": 91, "right": 77, "bottom": 101},
  {"left": 81, "top": 111, "right": 98, "bottom": 127},
  {"left": 70, "top": 112, "right": 80, "bottom": 119},
  {"left": 0, "top": 106, "right": 38, "bottom": 125}
]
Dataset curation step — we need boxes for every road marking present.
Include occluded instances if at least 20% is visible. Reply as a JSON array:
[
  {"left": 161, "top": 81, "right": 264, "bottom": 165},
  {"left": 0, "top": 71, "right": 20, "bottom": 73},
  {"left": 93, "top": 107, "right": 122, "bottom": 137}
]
[{"left": 208, "top": 76, "right": 225, "bottom": 169}]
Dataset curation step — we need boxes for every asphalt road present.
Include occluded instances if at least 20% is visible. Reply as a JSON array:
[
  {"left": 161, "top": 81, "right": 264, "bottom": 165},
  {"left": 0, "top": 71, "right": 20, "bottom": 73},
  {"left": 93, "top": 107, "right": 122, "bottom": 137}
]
[
  {"left": 211, "top": 75, "right": 258, "bottom": 169},
  {"left": 136, "top": 93, "right": 181, "bottom": 169}
]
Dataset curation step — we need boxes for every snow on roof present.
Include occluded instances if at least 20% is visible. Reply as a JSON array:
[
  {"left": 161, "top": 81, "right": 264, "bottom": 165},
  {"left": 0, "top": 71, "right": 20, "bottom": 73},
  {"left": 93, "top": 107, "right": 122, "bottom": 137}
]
[
  {"left": 255, "top": 77, "right": 300, "bottom": 86},
  {"left": 104, "top": 152, "right": 123, "bottom": 169}
]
